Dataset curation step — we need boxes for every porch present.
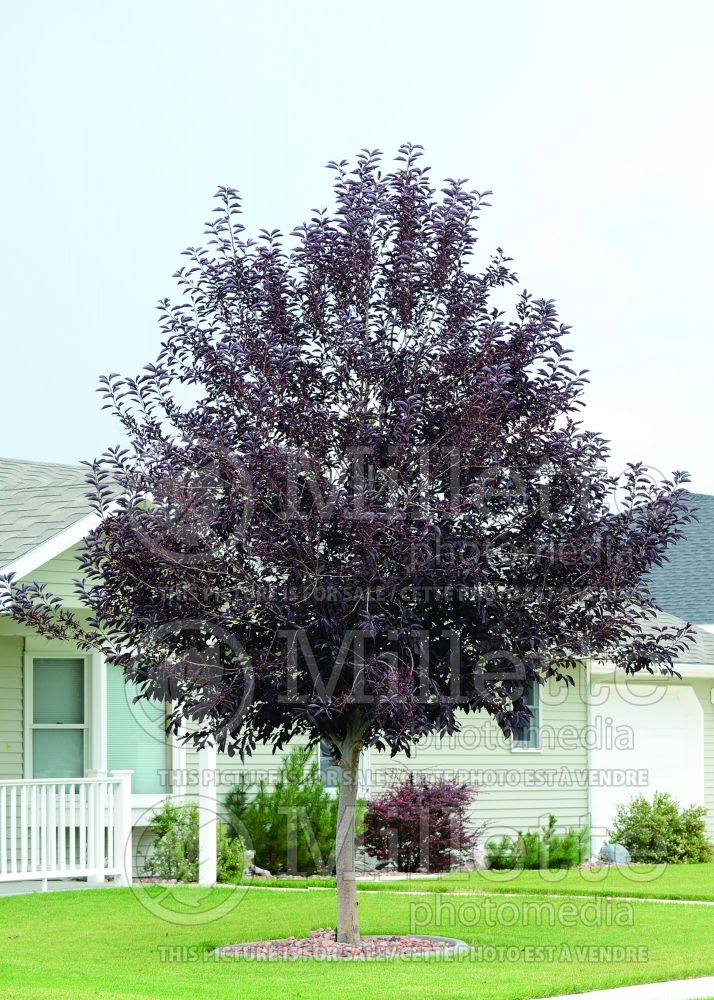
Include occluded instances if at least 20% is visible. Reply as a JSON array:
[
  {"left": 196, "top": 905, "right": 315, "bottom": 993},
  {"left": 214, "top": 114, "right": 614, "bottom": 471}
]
[
  {"left": 0, "top": 631, "right": 199, "bottom": 887},
  {"left": 0, "top": 771, "right": 133, "bottom": 890}
]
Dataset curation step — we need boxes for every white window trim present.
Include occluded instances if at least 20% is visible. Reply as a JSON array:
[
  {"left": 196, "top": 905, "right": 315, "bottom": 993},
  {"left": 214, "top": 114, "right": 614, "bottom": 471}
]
[
  {"left": 317, "top": 739, "right": 340, "bottom": 795},
  {"left": 169, "top": 712, "right": 188, "bottom": 798},
  {"left": 511, "top": 680, "right": 541, "bottom": 754},
  {"left": 91, "top": 653, "right": 107, "bottom": 772},
  {"left": 23, "top": 652, "right": 94, "bottom": 779},
  {"left": 359, "top": 745, "right": 371, "bottom": 797}
]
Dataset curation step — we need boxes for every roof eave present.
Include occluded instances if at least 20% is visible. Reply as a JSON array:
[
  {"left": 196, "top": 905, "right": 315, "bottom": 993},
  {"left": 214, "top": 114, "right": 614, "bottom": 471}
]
[
  {"left": 0, "top": 510, "right": 101, "bottom": 582},
  {"left": 589, "top": 659, "right": 714, "bottom": 679}
]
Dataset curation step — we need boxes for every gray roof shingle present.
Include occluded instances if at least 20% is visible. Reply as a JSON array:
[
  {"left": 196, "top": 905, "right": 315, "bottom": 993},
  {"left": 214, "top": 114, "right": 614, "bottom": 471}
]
[
  {"left": 0, "top": 457, "right": 90, "bottom": 568},
  {"left": 647, "top": 493, "right": 714, "bottom": 625},
  {"left": 641, "top": 608, "right": 714, "bottom": 666}
]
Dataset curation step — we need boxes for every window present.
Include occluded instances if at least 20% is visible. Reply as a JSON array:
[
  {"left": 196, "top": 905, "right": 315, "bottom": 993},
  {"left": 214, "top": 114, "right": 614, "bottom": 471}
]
[
  {"left": 318, "top": 739, "right": 341, "bottom": 789},
  {"left": 318, "top": 740, "right": 370, "bottom": 796},
  {"left": 31, "top": 658, "right": 86, "bottom": 778},
  {"left": 512, "top": 680, "right": 540, "bottom": 751},
  {"left": 106, "top": 665, "right": 168, "bottom": 794}
]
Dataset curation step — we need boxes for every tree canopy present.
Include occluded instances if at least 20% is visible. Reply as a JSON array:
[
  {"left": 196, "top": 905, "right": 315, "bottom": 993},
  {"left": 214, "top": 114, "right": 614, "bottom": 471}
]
[{"left": 6, "top": 144, "right": 694, "bottom": 759}]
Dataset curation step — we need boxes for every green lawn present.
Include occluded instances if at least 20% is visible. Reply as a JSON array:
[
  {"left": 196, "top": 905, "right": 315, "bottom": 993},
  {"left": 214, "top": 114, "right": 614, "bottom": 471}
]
[
  {"left": 358, "top": 862, "right": 714, "bottom": 901},
  {"left": 250, "top": 862, "right": 714, "bottom": 901},
  {"left": 1, "top": 884, "right": 714, "bottom": 1000}
]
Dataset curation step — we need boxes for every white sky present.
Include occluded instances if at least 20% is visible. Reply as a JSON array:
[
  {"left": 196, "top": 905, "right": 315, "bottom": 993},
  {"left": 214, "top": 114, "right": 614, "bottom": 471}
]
[{"left": 2, "top": 0, "right": 713, "bottom": 490}]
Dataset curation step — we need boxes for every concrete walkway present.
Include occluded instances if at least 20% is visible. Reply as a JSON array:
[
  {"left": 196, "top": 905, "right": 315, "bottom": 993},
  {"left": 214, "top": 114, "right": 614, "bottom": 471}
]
[{"left": 549, "top": 977, "right": 714, "bottom": 1000}]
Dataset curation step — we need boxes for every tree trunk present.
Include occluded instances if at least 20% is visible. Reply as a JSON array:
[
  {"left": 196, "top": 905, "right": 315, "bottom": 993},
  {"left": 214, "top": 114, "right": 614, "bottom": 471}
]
[{"left": 335, "top": 726, "right": 361, "bottom": 944}]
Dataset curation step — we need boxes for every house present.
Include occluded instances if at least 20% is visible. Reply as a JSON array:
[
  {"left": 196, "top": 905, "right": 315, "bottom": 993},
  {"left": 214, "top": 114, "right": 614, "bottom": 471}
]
[
  {"left": 646, "top": 493, "right": 714, "bottom": 631},
  {"left": 1, "top": 458, "right": 713, "bottom": 887}
]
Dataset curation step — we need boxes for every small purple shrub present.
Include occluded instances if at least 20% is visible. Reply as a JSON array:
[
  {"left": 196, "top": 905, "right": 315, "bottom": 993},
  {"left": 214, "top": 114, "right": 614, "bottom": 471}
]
[{"left": 363, "top": 773, "right": 478, "bottom": 872}]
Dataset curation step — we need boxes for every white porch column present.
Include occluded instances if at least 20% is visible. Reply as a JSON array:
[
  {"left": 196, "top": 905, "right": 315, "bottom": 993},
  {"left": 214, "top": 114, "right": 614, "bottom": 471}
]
[
  {"left": 90, "top": 653, "right": 107, "bottom": 773},
  {"left": 111, "top": 769, "right": 133, "bottom": 886},
  {"left": 86, "top": 768, "right": 108, "bottom": 884},
  {"left": 198, "top": 742, "right": 217, "bottom": 886},
  {"left": 170, "top": 714, "right": 188, "bottom": 800}
]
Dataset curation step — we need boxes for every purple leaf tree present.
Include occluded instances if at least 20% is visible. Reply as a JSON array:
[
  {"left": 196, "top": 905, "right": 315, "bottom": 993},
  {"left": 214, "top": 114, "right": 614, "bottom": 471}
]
[{"left": 5, "top": 145, "right": 694, "bottom": 944}]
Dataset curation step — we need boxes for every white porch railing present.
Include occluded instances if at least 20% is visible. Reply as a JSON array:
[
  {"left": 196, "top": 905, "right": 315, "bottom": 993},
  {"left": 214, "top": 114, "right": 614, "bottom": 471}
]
[{"left": 0, "top": 770, "right": 132, "bottom": 887}]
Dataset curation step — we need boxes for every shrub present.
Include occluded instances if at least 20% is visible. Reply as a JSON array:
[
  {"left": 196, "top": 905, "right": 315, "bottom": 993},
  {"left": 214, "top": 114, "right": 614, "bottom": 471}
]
[
  {"left": 144, "top": 800, "right": 199, "bottom": 881},
  {"left": 363, "top": 773, "right": 478, "bottom": 872},
  {"left": 143, "top": 800, "right": 246, "bottom": 882},
  {"left": 487, "top": 815, "right": 590, "bottom": 870},
  {"left": 225, "top": 747, "right": 340, "bottom": 875},
  {"left": 609, "top": 792, "right": 714, "bottom": 864},
  {"left": 217, "top": 822, "right": 246, "bottom": 883}
]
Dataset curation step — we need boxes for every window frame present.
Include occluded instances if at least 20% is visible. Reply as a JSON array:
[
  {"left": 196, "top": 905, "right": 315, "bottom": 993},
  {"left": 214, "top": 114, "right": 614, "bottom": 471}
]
[
  {"left": 23, "top": 653, "right": 91, "bottom": 779},
  {"left": 511, "top": 679, "right": 541, "bottom": 753},
  {"left": 317, "top": 739, "right": 371, "bottom": 796},
  {"left": 317, "top": 738, "right": 342, "bottom": 791}
]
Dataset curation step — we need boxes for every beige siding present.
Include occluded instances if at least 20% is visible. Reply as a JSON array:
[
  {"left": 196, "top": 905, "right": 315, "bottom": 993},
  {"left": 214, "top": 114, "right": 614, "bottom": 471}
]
[
  {"left": 201, "top": 668, "right": 714, "bottom": 844},
  {"left": 0, "top": 637, "right": 23, "bottom": 779},
  {"left": 368, "top": 665, "right": 589, "bottom": 839},
  {"left": 185, "top": 738, "right": 307, "bottom": 805},
  {"left": 202, "top": 665, "right": 590, "bottom": 839},
  {"left": 19, "top": 543, "right": 84, "bottom": 607}
]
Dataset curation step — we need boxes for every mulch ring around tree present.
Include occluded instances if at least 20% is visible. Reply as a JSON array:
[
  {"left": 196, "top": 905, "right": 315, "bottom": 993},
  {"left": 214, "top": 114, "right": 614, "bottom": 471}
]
[{"left": 214, "top": 928, "right": 471, "bottom": 960}]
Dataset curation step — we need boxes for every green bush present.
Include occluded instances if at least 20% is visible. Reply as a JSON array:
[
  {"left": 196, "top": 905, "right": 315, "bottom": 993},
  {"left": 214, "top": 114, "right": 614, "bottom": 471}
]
[
  {"left": 143, "top": 800, "right": 246, "bottom": 882},
  {"left": 144, "top": 800, "right": 199, "bottom": 881},
  {"left": 216, "top": 822, "right": 246, "bottom": 883},
  {"left": 609, "top": 792, "right": 713, "bottom": 864},
  {"left": 224, "top": 747, "right": 341, "bottom": 875},
  {"left": 487, "top": 815, "right": 590, "bottom": 870}
]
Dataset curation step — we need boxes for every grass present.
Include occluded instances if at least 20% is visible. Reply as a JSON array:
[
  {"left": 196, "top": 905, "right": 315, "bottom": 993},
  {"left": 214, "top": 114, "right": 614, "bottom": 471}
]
[
  {"left": 1, "top": 884, "right": 714, "bottom": 1000},
  {"left": 358, "top": 862, "right": 714, "bottom": 901},
  {"left": 241, "top": 862, "right": 714, "bottom": 901}
]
